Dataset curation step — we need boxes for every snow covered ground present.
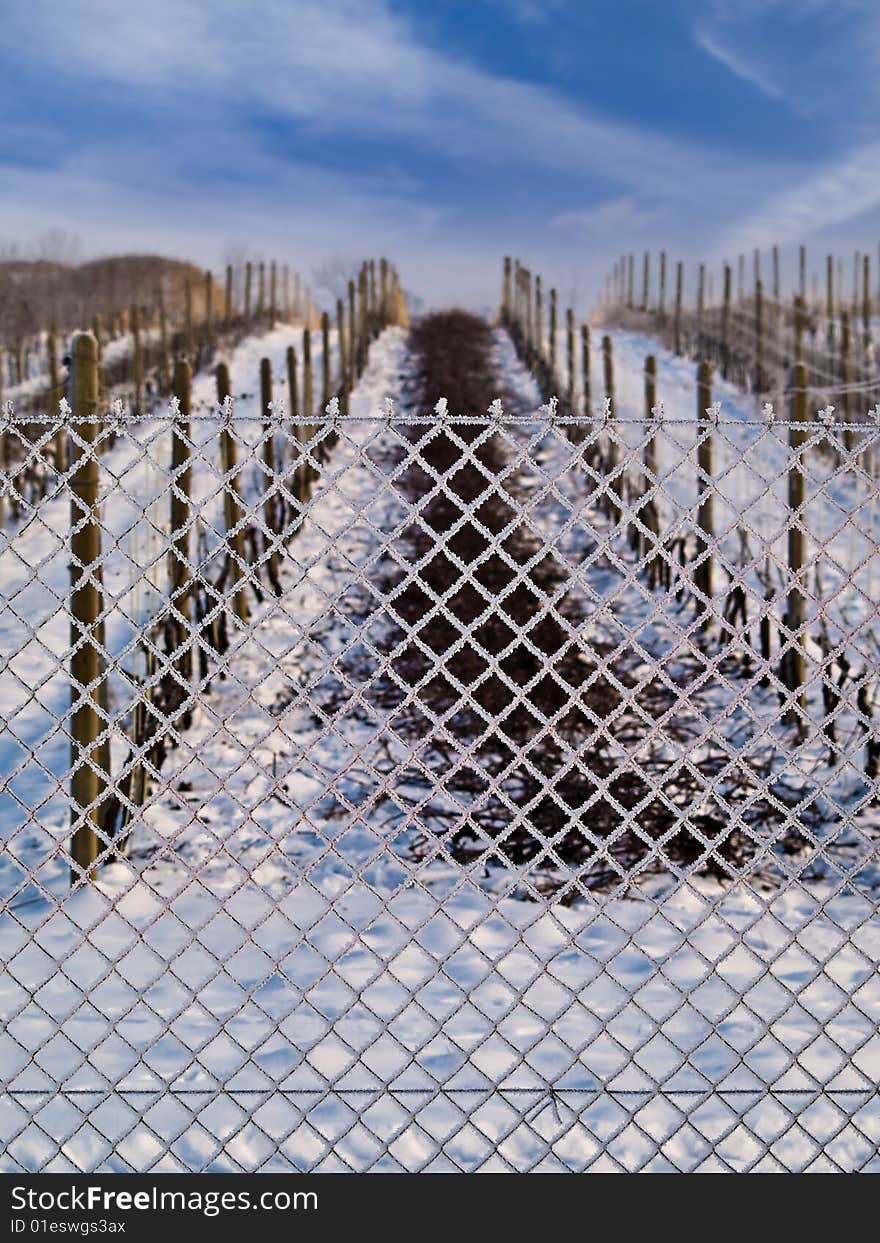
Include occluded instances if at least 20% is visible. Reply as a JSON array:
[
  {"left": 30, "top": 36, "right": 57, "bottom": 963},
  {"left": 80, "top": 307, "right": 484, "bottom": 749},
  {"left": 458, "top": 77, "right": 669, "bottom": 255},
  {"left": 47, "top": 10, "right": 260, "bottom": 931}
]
[{"left": 2, "top": 323, "right": 880, "bottom": 1172}]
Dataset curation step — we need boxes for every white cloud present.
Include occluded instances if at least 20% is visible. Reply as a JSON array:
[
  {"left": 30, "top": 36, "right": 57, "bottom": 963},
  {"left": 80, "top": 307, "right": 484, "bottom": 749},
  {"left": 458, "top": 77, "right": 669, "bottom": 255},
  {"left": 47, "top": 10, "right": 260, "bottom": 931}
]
[{"left": 693, "top": 28, "right": 783, "bottom": 100}]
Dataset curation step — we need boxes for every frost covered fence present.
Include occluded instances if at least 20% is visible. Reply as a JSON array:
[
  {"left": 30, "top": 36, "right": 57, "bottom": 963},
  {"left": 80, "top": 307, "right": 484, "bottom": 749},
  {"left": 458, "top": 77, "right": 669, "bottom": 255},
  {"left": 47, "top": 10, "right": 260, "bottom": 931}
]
[{"left": 5, "top": 305, "right": 880, "bottom": 1170}]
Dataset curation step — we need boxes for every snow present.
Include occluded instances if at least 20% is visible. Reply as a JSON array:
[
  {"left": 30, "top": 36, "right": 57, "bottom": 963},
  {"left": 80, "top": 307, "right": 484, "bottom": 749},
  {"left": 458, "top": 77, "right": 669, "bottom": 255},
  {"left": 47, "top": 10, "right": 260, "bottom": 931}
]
[{"left": 2, "top": 321, "right": 880, "bottom": 1172}]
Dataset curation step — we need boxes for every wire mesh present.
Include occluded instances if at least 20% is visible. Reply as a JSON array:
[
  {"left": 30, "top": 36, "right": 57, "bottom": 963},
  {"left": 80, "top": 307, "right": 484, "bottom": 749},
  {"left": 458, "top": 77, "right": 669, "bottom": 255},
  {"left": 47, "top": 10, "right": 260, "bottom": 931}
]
[{"left": 2, "top": 392, "right": 880, "bottom": 1172}]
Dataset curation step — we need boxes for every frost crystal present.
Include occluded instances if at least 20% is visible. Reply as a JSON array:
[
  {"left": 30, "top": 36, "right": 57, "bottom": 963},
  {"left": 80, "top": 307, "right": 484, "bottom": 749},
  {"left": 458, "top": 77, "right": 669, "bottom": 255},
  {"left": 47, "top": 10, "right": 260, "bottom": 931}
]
[
  {"left": 762, "top": 402, "right": 775, "bottom": 422},
  {"left": 324, "top": 397, "right": 339, "bottom": 418},
  {"left": 434, "top": 398, "right": 448, "bottom": 417},
  {"left": 818, "top": 405, "right": 835, "bottom": 427},
  {"left": 706, "top": 401, "right": 722, "bottom": 423},
  {"left": 487, "top": 398, "right": 504, "bottom": 418}
]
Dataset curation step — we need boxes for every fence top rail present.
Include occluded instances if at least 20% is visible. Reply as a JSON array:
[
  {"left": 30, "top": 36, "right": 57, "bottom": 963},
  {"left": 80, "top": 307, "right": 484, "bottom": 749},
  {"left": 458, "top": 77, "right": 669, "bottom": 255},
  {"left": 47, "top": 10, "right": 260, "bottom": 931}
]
[{"left": 4, "top": 410, "right": 880, "bottom": 431}]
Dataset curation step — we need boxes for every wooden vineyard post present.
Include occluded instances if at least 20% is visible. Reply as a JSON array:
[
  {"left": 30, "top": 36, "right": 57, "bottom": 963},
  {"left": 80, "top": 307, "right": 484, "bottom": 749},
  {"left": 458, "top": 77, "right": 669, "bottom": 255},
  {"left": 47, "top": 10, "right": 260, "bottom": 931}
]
[
  {"left": 641, "top": 251, "right": 649, "bottom": 312},
  {"left": 602, "top": 334, "right": 621, "bottom": 520},
  {"left": 303, "top": 327, "right": 315, "bottom": 486},
  {"left": 369, "top": 260, "right": 377, "bottom": 335},
  {"left": 286, "top": 344, "right": 306, "bottom": 512},
  {"left": 799, "top": 244, "right": 806, "bottom": 303},
  {"left": 535, "top": 276, "right": 544, "bottom": 378},
  {"left": 257, "top": 262, "right": 265, "bottom": 322},
  {"left": 215, "top": 362, "right": 250, "bottom": 625},
  {"left": 158, "top": 286, "right": 170, "bottom": 392},
  {"left": 170, "top": 359, "right": 193, "bottom": 716},
  {"left": 48, "top": 329, "right": 66, "bottom": 473},
  {"left": 696, "top": 264, "right": 705, "bottom": 353},
  {"left": 321, "top": 310, "right": 331, "bottom": 412},
  {"left": 642, "top": 354, "right": 661, "bottom": 575},
  {"left": 627, "top": 254, "right": 634, "bottom": 309},
  {"left": 549, "top": 287, "right": 557, "bottom": 385},
  {"left": 68, "top": 331, "right": 103, "bottom": 882},
  {"left": 721, "top": 263, "right": 732, "bottom": 380},
  {"left": 674, "top": 262, "right": 683, "bottom": 355},
  {"left": 204, "top": 270, "right": 213, "bottom": 350},
  {"left": 225, "top": 263, "right": 233, "bottom": 330},
  {"left": 184, "top": 279, "right": 194, "bottom": 359},
  {"left": 659, "top": 251, "right": 667, "bottom": 320},
  {"left": 358, "top": 265, "right": 368, "bottom": 375},
  {"left": 348, "top": 279, "right": 356, "bottom": 383},
  {"left": 772, "top": 244, "right": 780, "bottom": 304},
  {"left": 863, "top": 253, "right": 871, "bottom": 349},
  {"left": 270, "top": 261, "right": 277, "bottom": 324},
  {"left": 755, "top": 279, "right": 765, "bottom": 392},
  {"left": 260, "top": 356, "right": 280, "bottom": 592},
  {"left": 826, "top": 254, "right": 835, "bottom": 352},
  {"left": 784, "top": 361, "right": 808, "bottom": 725},
  {"left": 841, "top": 310, "right": 852, "bottom": 451},
  {"left": 581, "top": 324, "right": 591, "bottom": 417},
  {"left": 244, "top": 261, "right": 253, "bottom": 325},
  {"left": 336, "top": 297, "right": 348, "bottom": 413},
  {"left": 503, "top": 256, "right": 512, "bottom": 323},
  {"left": 283, "top": 264, "right": 290, "bottom": 320},
  {"left": 380, "top": 258, "right": 389, "bottom": 323},
  {"left": 131, "top": 303, "right": 143, "bottom": 412},
  {"left": 694, "top": 361, "right": 714, "bottom": 621},
  {"left": 566, "top": 307, "right": 575, "bottom": 412},
  {"left": 644, "top": 354, "right": 657, "bottom": 482}
]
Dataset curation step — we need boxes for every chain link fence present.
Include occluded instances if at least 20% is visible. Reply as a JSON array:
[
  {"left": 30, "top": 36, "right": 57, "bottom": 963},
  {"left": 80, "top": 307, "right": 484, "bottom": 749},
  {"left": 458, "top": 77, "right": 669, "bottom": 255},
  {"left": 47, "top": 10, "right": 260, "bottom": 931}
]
[{"left": 2, "top": 374, "right": 880, "bottom": 1171}]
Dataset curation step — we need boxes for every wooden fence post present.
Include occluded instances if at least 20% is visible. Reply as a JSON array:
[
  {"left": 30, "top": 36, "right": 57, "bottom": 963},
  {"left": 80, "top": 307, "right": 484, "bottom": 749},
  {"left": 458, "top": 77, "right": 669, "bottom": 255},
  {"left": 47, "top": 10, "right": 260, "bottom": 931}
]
[
  {"left": 644, "top": 355, "right": 657, "bottom": 482},
  {"left": 566, "top": 307, "right": 575, "bottom": 411},
  {"left": 348, "top": 278, "right": 356, "bottom": 383},
  {"left": 321, "top": 310, "right": 331, "bottom": 412},
  {"left": 642, "top": 354, "right": 660, "bottom": 575},
  {"left": 581, "top": 324, "right": 591, "bottom": 416},
  {"left": 336, "top": 297, "right": 348, "bottom": 413},
  {"left": 131, "top": 304, "right": 143, "bottom": 411},
  {"left": 602, "top": 334, "right": 620, "bottom": 518},
  {"left": 641, "top": 252, "right": 649, "bottom": 312},
  {"left": 69, "top": 331, "right": 103, "bottom": 881},
  {"left": 215, "top": 361, "right": 250, "bottom": 624},
  {"left": 225, "top": 264, "right": 233, "bottom": 330},
  {"left": 694, "top": 361, "right": 714, "bottom": 619},
  {"left": 48, "top": 330, "right": 66, "bottom": 472},
  {"left": 799, "top": 245, "right": 806, "bottom": 303},
  {"left": 549, "top": 287, "right": 557, "bottom": 384},
  {"left": 784, "top": 361, "right": 808, "bottom": 724},
  {"left": 721, "top": 263, "right": 732, "bottom": 380},
  {"left": 674, "top": 262, "right": 683, "bottom": 355},
  {"left": 380, "top": 258, "right": 389, "bottom": 323},
  {"left": 841, "top": 309, "right": 852, "bottom": 451},
  {"left": 158, "top": 287, "right": 169, "bottom": 392},
  {"left": 303, "top": 327, "right": 314, "bottom": 422},
  {"left": 170, "top": 358, "right": 193, "bottom": 718},
  {"left": 755, "top": 279, "right": 764, "bottom": 392},
  {"left": 184, "top": 279, "right": 193, "bottom": 359},
  {"left": 204, "top": 271, "right": 213, "bottom": 349},
  {"left": 260, "top": 356, "right": 280, "bottom": 591}
]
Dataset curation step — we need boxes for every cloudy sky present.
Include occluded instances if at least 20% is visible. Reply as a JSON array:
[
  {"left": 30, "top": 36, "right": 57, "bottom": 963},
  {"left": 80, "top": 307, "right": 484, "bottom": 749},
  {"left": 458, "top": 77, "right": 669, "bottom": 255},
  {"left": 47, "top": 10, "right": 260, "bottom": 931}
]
[{"left": 2, "top": 0, "right": 879, "bottom": 311}]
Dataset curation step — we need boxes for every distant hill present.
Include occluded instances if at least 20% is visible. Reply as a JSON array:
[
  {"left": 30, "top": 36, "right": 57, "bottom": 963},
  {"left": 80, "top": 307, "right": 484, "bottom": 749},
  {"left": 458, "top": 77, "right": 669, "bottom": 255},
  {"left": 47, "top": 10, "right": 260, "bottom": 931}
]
[{"left": 0, "top": 254, "right": 212, "bottom": 345}]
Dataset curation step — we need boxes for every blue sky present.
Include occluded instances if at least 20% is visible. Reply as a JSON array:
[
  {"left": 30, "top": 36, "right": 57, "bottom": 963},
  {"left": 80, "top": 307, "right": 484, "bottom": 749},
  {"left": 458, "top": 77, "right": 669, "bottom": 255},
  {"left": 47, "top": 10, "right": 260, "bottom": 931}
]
[{"left": 2, "top": 0, "right": 879, "bottom": 311}]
